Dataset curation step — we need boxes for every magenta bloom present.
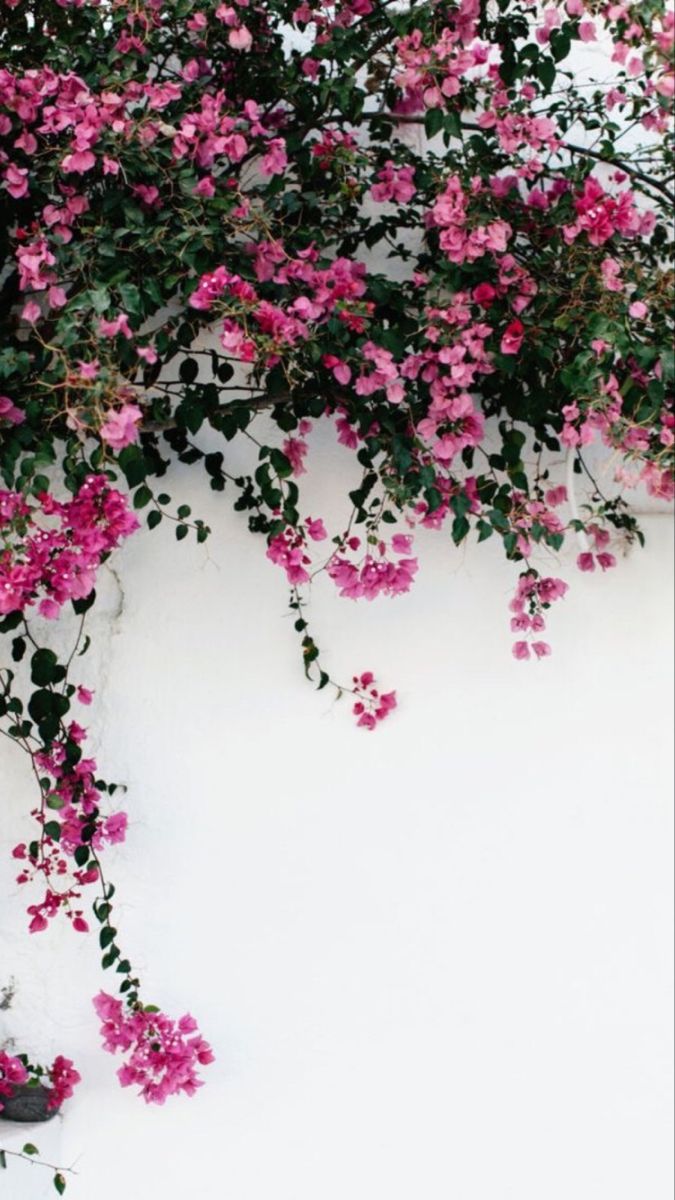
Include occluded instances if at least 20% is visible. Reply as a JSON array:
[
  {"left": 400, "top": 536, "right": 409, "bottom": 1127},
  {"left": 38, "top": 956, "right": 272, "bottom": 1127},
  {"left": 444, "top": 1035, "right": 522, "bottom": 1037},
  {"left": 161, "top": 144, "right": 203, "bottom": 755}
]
[
  {"left": 93, "top": 993, "right": 214, "bottom": 1105},
  {"left": 500, "top": 319, "right": 525, "bottom": 355}
]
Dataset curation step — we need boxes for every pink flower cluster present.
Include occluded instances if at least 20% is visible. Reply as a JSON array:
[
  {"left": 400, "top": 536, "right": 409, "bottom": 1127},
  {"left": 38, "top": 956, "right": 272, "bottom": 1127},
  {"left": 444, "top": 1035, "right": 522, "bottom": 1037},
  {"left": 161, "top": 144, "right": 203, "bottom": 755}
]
[
  {"left": 431, "top": 174, "right": 512, "bottom": 265},
  {"left": 47, "top": 1055, "right": 81, "bottom": 1111},
  {"left": 0, "top": 1051, "right": 28, "bottom": 1111},
  {"left": 510, "top": 571, "right": 568, "bottom": 660},
  {"left": 481, "top": 108, "right": 559, "bottom": 156},
  {"left": 13, "top": 724, "right": 128, "bottom": 933},
  {"left": 354, "top": 341, "right": 405, "bottom": 405},
  {"left": 576, "top": 524, "right": 616, "bottom": 573},
  {"left": 0, "top": 475, "right": 139, "bottom": 620},
  {"left": 563, "top": 176, "right": 655, "bottom": 247},
  {"left": 0, "top": 57, "right": 300, "bottom": 336},
  {"left": 394, "top": 2, "right": 489, "bottom": 112},
  {"left": 403, "top": 301, "right": 494, "bottom": 466},
  {"left": 293, "top": 0, "right": 374, "bottom": 44},
  {"left": 560, "top": 362, "right": 673, "bottom": 500},
  {"left": 14, "top": 748, "right": 124, "bottom": 936},
  {"left": 100, "top": 402, "right": 143, "bottom": 450},
  {"left": 370, "top": 161, "right": 416, "bottom": 205},
  {"left": 328, "top": 534, "right": 418, "bottom": 600},
  {"left": 93, "top": 992, "right": 214, "bottom": 1105},
  {"left": 267, "top": 526, "right": 312, "bottom": 585},
  {"left": 0, "top": 394, "right": 24, "bottom": 425},
  {"left": 190, "top": 252, "right": 373, "bottom": 367},
  {"left": 310, "top": 129, "right": 359, "bottom": 171},
  {"left": 351, "top": 671, "right": 397, "bottom": 730},
  {"left": 508, "top": 489, "right": 566, "bottom": 558},
  {"left": 0, "top": 1051, "right": 79, "bottom": 1113}
]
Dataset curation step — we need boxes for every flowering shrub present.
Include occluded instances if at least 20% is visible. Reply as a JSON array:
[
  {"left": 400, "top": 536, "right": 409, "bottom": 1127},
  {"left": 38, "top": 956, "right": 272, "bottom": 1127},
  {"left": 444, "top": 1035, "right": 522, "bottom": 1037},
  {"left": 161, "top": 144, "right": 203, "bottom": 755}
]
[
  {"left": 1, "top": 1048, "right": 79, "bottom": 1191},
  {"left": 0, "top": 0, "right": 673, "bottom": 1169},
  {"left": 0, "top": 1048, "right": 80, "bottom": 1114}
]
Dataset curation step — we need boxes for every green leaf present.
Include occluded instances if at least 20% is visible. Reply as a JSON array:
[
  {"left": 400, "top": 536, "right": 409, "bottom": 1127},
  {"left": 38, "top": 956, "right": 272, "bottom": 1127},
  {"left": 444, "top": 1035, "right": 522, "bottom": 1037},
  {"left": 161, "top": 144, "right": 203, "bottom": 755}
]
[
  {"left": 54, "top": 1172, "right": 67, "bottom": 1194},
  {"left": 28, "top": 689, "right": 70, "bottom": 728},
  {"left": 118, "top": 445, "right": 147, "bottom": 488},
  {"left": 11, "top": 637, "right": 26, "bottom": 663},
  {"left": 452, "top": 515, "right": 470, "bottom": 545},
  {"left": 74, "top": 845, "right": 90, "bottom": 867},
  {"left": 537, "top": 56, "right": 556, "bottom": 91},
  {"left": 424, "top": 107, "right": 444, "bottom": 139},
  {"left": 22, "top": 1144, "right": 39, "bottom": 1156},
  {"left": 179, "top": 358, "right": 199, "bottom": 384},
  {"left": 31, "top": 649, "right": 66, "bottom": 687},
  {"left": 133, "top": 485, "right": 153, "bottom": 509},
  {"left": 89, "top": 286, "right": 110, "bottom": 315}
]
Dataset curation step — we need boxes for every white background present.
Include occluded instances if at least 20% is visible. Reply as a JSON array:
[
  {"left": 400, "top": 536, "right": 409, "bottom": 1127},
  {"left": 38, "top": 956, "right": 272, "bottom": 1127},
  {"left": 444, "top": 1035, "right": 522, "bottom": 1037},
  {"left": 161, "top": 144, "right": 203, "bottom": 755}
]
[{"left": 1, "top": 420, "right": 673, "bottom": 1199}]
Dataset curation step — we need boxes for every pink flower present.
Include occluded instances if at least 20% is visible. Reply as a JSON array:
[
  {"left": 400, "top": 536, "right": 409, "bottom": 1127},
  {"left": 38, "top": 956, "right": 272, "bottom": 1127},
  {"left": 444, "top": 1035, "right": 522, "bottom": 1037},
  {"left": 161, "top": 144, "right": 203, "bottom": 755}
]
[
  {"left": 261, "top": 138, "right": 288, "bottom": 176},
  {"left": 628, "top": 300, "right": 648, "bottom": 319},
  {"left": 100, "top": 404, "right": 143, "bottom": 450},
  {"left": 371, "top": 162, "right": 416, "bottom": 205},
  {"left": 500, "top": 319, "right": 525, "bottom": 355},
  {"left": 77, "top": 360, "right": 100, "bottom": 380},
  {"left": 98, "top": 313, "right": 133, "bottom": 339},
  {"left": 323, "top": 355, "right": 352, "bottom": 385},
  {"left": 545, "top": 486, "right": 567, "bottom": 507},
  {"left": 601, "top": 257, "right": 623, "bottom": 292},
  {"left": 512, "top": 641, "right": 531, "bottom": 660},
  {"left": 0, "top": 395, "right": 24, "bottom": 425},
  {"left": 93, "top": 992, "right": 213, "bottom": 1104},
  {"left": 77, "top": 686, "right": 94, "bottom": 705},
  {"left": 3, "top": 164, "right": 29, "bottom": 199},
  {"left": 577, "top": 552, "right": 595, "bottom": 572},
  {"left": 48, "top": 1057, "right": 81, "bottom": 1111},
  {"left": 132, "top": 185, "right": 161, "bottom": 208},
  {"left": 473, "top": 282, "right": 496, "bottom": 308},
  {"left": 532, "top": 641, "right": 551, "bottom": 658},
  {"left": 352, "top": 672, "right": 397, "bottom": 729},
  {"left": 597, "top": 552, "right": 616, "bottom": 571},
  {"left": 282, "top": 436, "right": 308, "bottom": 477},
  {"left": 228, "top": 25, "right": 253, "bottom": 50},
  {"left": 578, "top": 19, "right": 597, "bottom": 41},
  {"left": 194, "top": 176, "right": 216, "bottom": 198},
  {"left": 62, "top": 149, "right": 97, "bottom": 174},
  {"left": 306, "top": 517, "right": 327, "bottom": 541},
  {"left": 266, "top": 528, "right": 311, "bottom": 585},
  {"left": 39, "top": 598, "right": 61, "bottom": 620},
  {"left": 21, "top": 300, "right": 41, "bottom": 323},
  {"left": 0, "top": 1050, "right": 29, "bottom": 1111},
  {"left": 102, "top": 812, "right": 128, "bottom": 844}
]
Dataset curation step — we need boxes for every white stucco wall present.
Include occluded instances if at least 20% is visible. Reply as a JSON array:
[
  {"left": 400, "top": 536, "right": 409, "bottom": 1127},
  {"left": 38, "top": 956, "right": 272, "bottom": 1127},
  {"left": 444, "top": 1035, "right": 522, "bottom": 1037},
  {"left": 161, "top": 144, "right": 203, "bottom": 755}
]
[{"left": 1, "top": 419, "right": 673, "bottom": 1199}]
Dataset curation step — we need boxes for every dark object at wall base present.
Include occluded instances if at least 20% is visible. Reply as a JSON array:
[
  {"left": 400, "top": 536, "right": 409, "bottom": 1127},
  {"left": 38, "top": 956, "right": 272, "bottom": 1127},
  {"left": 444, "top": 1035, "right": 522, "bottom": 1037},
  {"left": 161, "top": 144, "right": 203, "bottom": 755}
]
[{"left": 0, "top": 1084, "right": 58, "bottom": 1123}]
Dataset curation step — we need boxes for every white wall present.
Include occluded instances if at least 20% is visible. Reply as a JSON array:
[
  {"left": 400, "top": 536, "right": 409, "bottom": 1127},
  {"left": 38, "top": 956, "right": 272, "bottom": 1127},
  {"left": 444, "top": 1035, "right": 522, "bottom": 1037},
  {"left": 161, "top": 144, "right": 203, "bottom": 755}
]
[{"left": 0, "top": 422, "right": 673, "bottom": 1200}]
